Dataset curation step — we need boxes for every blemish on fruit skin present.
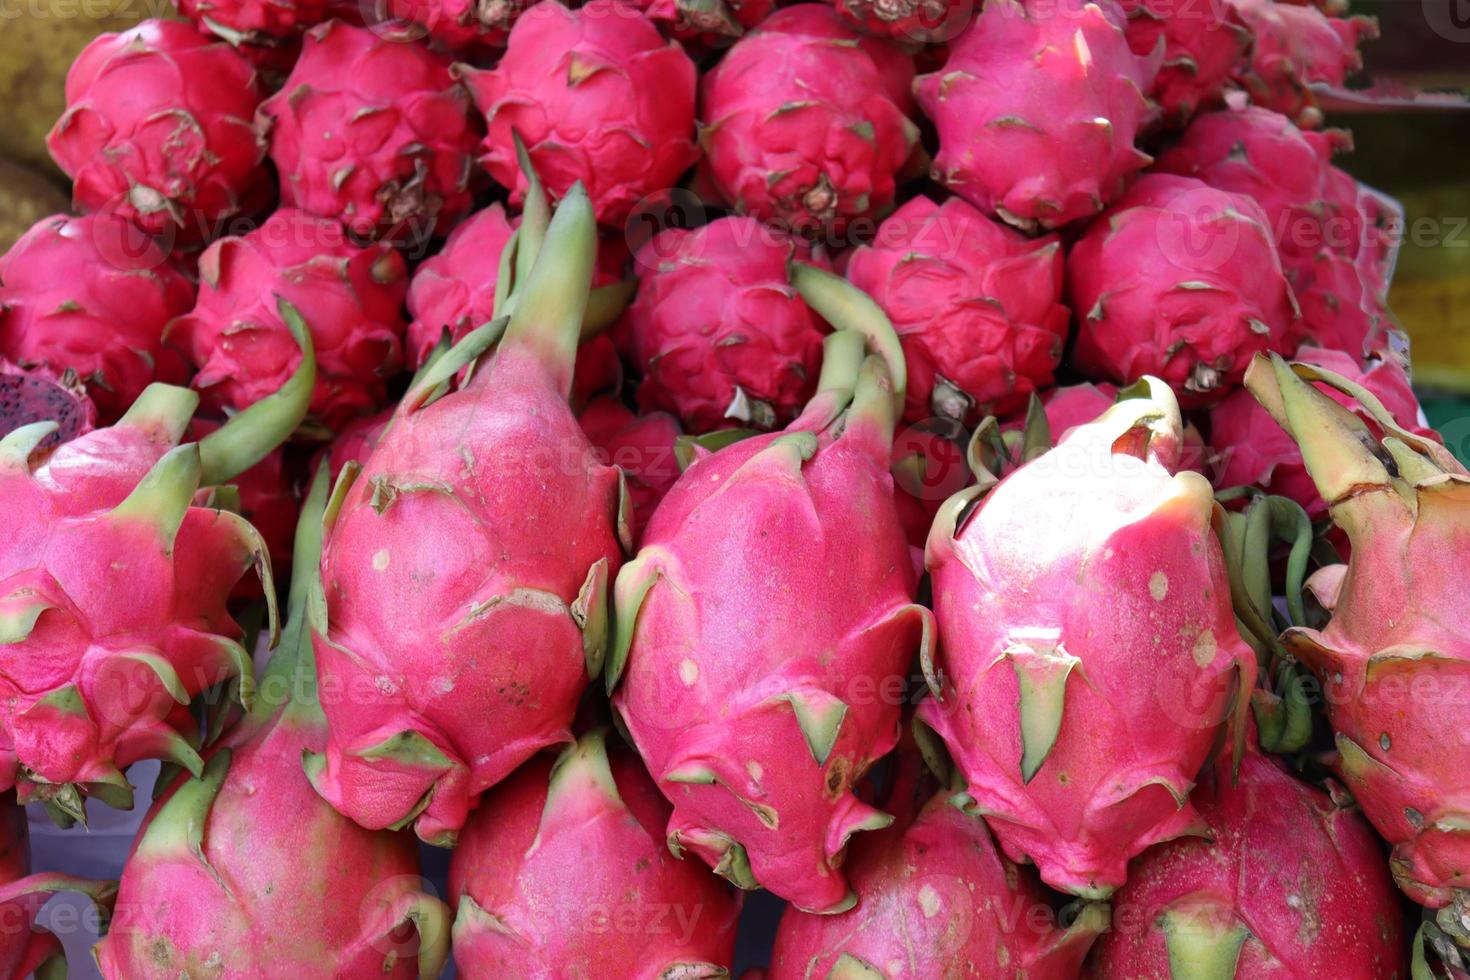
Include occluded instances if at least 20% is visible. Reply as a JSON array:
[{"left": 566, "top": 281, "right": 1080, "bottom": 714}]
[
  {"left": 372, "top": 549, "right": 390, "bottom": 571},
  {"left": 679, "top": 659, "right": 698, "bottom": 685},
  {"left": 1149, "top": 571, "right": 1168, "bottom": 601},
  {"left": 918, "top": 884, "right": 941, "bottom": 917},
  {"left": 1191, "top": 630, "right": 1217, "bottom": 667},
  {"left": 747, "top": 761, "right": 763, "bottom": 782}
]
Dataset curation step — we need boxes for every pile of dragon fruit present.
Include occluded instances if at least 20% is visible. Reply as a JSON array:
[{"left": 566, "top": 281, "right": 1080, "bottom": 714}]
[{"left": 0, "top": 0, "right": 1466, "bottom": 975}]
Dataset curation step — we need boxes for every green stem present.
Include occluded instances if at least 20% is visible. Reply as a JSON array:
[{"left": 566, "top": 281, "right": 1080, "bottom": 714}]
[{"left": 789, "top": 263, "right": 906, "bottom": 404}]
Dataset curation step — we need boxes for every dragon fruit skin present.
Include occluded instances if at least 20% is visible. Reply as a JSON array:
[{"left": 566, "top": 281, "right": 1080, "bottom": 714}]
[
  {"left": 918, "top": 380, "right": 1257, "bottom": 899},
  {"left": 1041, "top": 383, "right": 1119, "bottom": 441},
  {"left": 1226, "top": 0, "right": 1377, "bottom": 127},
  {"left": 458, "top": 0, "right": 698, "bottom": 226},
  {"left": 846, "top": 195, "right": 1070, "bottom": 426},
  {"left": 0, "top": 359, "right": 96, "bottom": 453},
  {"left": 620, "top": 216, "right": 828, "bottom": 433},
  {"left": 169, "top": 208, "right": 408, "bottom": 433},
  {"left": 449, "top": 731, "right": 741, "bottom": 977},
  {"left": 258, "top": 21, "right": 480, "bottom": 241},
  {"left": 1244, "top": 354, "right": 1470, "bottom": 913},
  {"left": 579, "top": 397, "right": 682, "bottom": 544},
  {"left": 1118, "top": 0, "right": 1250, "bottom": 124},
  {"left": 832, "top": 0, "right": 973, "bottom": 44},
  {"left": 178, "top": 0, "right": 329, "bottom": 45},
  {"left": 388, "top": 0, "right": 529, "bottom": 52},
  {"left": 405, "top": 205, "right": 515, "bottom": 370},
  {"left": 47, "top": 21, "right": 266, "bottom": 242},
  {"left": 633, "top": 0, "right": 774, "bottom": 44},
  {"left": 1084, "top": 747, "right": 1406, "bottom": 979},
  {"left": 916, "top": 0, "right": 1160, "bottom": 232},
  {"left": 1069, "top": 174, "right": 1298, "bottom": 404},
  {"left": 306, "top": 185, "right": 627, "bottom": 847},
  {"left": 0, "top": 212, "right": 194, "bottom": 422},
  {"left": 700, "top": 5, "right": 920, "bottom": 237}
]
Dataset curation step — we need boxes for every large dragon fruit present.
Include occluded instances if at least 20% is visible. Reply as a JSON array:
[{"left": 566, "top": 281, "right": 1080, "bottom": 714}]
[
  {"left": 918, "top": 378, "right": 1257, "bottom": 898},
  {"left": 845, "top": 194, "right": 1070, "bottom": 426},
  {"left": 1242, "top": 354, "right": 1470, "bottom": 926},
  {"left": 1069, "top": 173, "right": 1298, "bottom": 403},
  {"left": 609, "top": 271, "right": 932, "bottom": 913},
  {"left": 1085, "top": 746, "right": 1406, "bottom": 978},
  {"left": 1118, "top": 0, "right": 1249, "bottom": 124},
  {"left": 170, "top": 208, "right": 408, "bottom": 433},
  {"left": 458, "top": 0, "right": 698, "bottom": 226},
  {"left": 619, "top": 216, "right": 828, "bottom": 432},
  {"left": 0, "top": 212, "right": 194, "bottom": 421},
  {"left": 449, "top": 730, "right": 741, "bottom": 976},
  {"left": 258, "top": 21, "right": 480, "bottom": 241},
  {"left": 1226, "top": 0, "right": 1377, "bottom": 127},
  {"left": 700, "top": 5, "right": 920, "bottom": 237},
  {"left": 915, "top": 0, "right": 1159, "bottom": 232},
  {"left": 306, "top": 184, "right": 627, "bottom": 846},
  {"left": 47, "top": 20, "right": 267, "bottom": 242},
  {"left": 94, "top": 469, "right": 451, "bottom": 979}
]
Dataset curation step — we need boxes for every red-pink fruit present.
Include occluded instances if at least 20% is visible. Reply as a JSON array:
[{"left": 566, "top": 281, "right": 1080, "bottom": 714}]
[
  {"left": 0, "top": 359, "right": 96, "bottom": 454},
  {"left": 579, "top": 397, "right": 682, "bottom": 543},
  {"left": 449, "top": 731, "right": 741, "bottom": 977},
  {"left": 891, "top": 421, "right": 971, "bottom": 556},
  {"left": 388, "top": 0, "right": 530, "bottom": 51},
  {"left": 306, "top": 186, "right": 627, "bottom": 846},
  {"left": 458, "top": 0, "right": 699, "bottom": 226},
  {"left": 1119, "top": 0, "right": 1250, "bottom": 124},
  {"left": 916, "top": 0, "right": 1160, "bottom": 232},
  {"left": 1085, "top": 746, "right": 1406, "bottom": 978},
  {"left": 919, "top": 379, "right": 1257, "bottom": 898},
  {"left": 1041, "top": 382, "right": 1119, "bottom": 440},
  {"left": 0, "top": 213, "right": 194, "bottom": 421},
  {"left": 48, "top": 21, "right": 266, "bottom": 241},
  {"left": 700, "top": 5, "right": 920, "bottom": 236},
  {"left": 633, "top": 0, "right": 774, "bottom": 43},
  {"left": 1243, "top": 354, "right": 1470, "bottom": 914},
  {"left": 831, "top": 0, "right": 973, "bottom": 44},
  {"left": 846, "top": 194, "right": 1070, "bottom": 426},
  {"left": 178, "top": 0, "right": 329, "bottom": 44},
  {"left": 1226, "top": 0, "right": 1377, "bottom": 127},
  {"left": 94, "top": 471, "right": 451, "bottom": 979},
  {"left": 609, "top": 284, "right": 934, "bottom": 913},
  {"left": 325, "top": 407, "right": 393, "bottom": 480},
  {"left": 258, "top": 22, "right": 480, "bottom": 241},
  {"left": 1069, "top": 173, "right": 1298, "bottom": 404},
  {"left": 620, "top": 216, "right": 828, "bottom": 432},
  {"left": 170, "top": 208, "right": 408, "bottom": 433},
  {"left": 405, "top": 205, "right": 516, "bottom": 370}
]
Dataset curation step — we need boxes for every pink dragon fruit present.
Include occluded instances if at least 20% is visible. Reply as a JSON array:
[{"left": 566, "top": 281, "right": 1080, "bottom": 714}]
[
  {"left": 449, "top": 730, "right": 741, "bottom": 976},
  {"left": 632, "top": 0, "right": 774, "bottom": 42},
  {"left": 891, "top": 421, "right": 971, "bottom": 555},
  {"left": 404, "top": 205, "right": 515, "bottom": 370},
  {"left": 918, "top": 378, "right": 1257, "bottom": 898},
  {"left": 915, "top": 0, "right": 1160, "bottom": 232},
  {"left": 177, "top": 0, "right": 329, "bottom": 45},
  {"left": 387, "top": 0, "right": 530, "bottom": 51},
  {"left": 48, "top": 21, "right": 267, "bottom": 242},
  {"left": 457, "top": 0, "right": 699, "bottom": 226},
  {"left": 1039, "top": 382, "right": 1119, "bottom": 440},
  {"left": 170, "top": 208, "right": 408, "bottom": 433},
  {"left": 1069, "top": 173, "right": 1298, "bottom": 403},
  {"left": 306, "top": 184, "right": 627, "bottom": 846},
  {"left": 95, "top": 469, "right": 451, "bottom": 979},
  {"left": 1210, "top": 346, "right": 1435, "bottom": 518},
  {"left": 831, "top": 0, "right": 973, "bottom": 44},
  {"left": 0, "top": 359, "right": 96, "bottom": 453},
  {"left": 1118, "top": 0, "right": 1250, "bottom": 124},
  {"left": 579, "top": 397, "right": 682, "bottom": 543},
  {"left": 845, "top": 194, "right": 1071, "bottom": 426},
  {"left": 1085, "top": 745, "right": 1406, "bottom": 978},
  {"left": 0, "top": 212, "right": 194, "bottom": 422},
  {"left": 258, "top": 21, "right": 480, "bottom": 241},
  {"left": 1242, "top": 354, "right": 1470, "bottom": 923},
  {"left": 619, "top": 216, "right": 829, "bottom": 432},
  {"left": 700, "top": 5, "right": 920, "bottom": 237},
  {"left": 1226, "top": 0, "right": 1377, "bottom": 127},
  {"left": 609, "top": 271, "right": 933, "bottom": 913}
]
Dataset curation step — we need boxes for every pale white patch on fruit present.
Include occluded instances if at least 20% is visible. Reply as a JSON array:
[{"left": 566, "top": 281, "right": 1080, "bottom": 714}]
[
  {"left": 746, "top": 761, "right": 763, "bottom": 782},
  {"left": 1191, "top": 630, "right": 1218, "bottom": 667},
  {"left": 375, "top": 675, "right": 398, "bottom": 695},
  {"left": 918, "top": 884, "right": 941, "bottom": 918},
  {"left": 372, "top": 549, "right": 390, "bottom": 571},
  {"left": 434, "top": 677, "right": 454, "bottom": 695},
  {"left": 679, "top": 659, "right": 699, "bottom": 685},
  {"left": 1149, "top": 571, "right": 1168, "bottom": 601}
]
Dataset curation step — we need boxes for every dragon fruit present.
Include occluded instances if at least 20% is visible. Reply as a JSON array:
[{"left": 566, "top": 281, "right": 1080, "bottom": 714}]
[
  {"left": 632, "top": 0, "right": 774, "bottom": 42},
  {"left": 1040, "top": 383, "right": 1119, "bottom": 441},
  {"left": 579, "top": 397, "right": 682, "bottom": 543},
  {"left": 387, "top": 0, "right": 530, "bottom": 51},
  {"left": 170, "top": 208, "right": 408, "bottom": 433},
  {"left": 915, "top": 0, "right": 1159, "bottom": 232},
  {"left": 891, "top": 421, "right": 971, "bottom": 555},
  {"left": 177, "top": 0, "right": 329, "bottom": 45},
  {"left": 306, "top": 183, "right": 627, "bottom": 846},
  {"left": 405, "top": 205, "right": 515, "bottom": 370},
  {"left": 700, "top": 5, "right": 920, "bottom": 237},
  {"left": 95, "top": 468, "right": 451, "bottom": 979},
  {"left": 619, "top": 216, "right": 828, "bottom": 432},
  {"left": 608, "top": 270, "right": 932, "bottom": 913},
  {"left": 258, "top": 21, "right": 480, "bottom": 241},
  {"left": 0, "top": 359, "right": 95, "bottom": 453},
  {"left": 831, "top": 0, "right": 973, "bottom": 44},
  {"left": 1226, "top": 0, "right": 1377, "bottom": 128},
  {"left": 48, "top": 20, "right": 267, "bottom": 242},
  {"left": 458, "top": 0, "right": 699, "bottom": 226},
  {"left": 919, "top": 378, "right": 1257, "bottom": 898},
  {"left": 1086, "top": 745, "right": 1406, "bottom": 978},
  {"left": 0, "top": 212, "right": 194, "bottom": 421},
  {"left": 1118, "top": 0, "right": 1250, "bottom": 124},
  {"left": 1069, "top": 173, "right": 1298, "bottom": 403},
  {"left": 449, "top": 730, "right": 741, "bottom": 976},
  {"left": 1242, "top": 354, "right": 1470, "bottom": 922},
  {"left": 845, "top": 194, "right": 1070, "bottom": 426}
]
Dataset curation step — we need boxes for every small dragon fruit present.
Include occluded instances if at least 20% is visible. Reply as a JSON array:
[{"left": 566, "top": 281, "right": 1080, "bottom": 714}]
[
  {"left": 579, "top": 397, "right": 682, "bottom": 543},
  {"left": 306, "top": 183, "right": 628, "bottom": 846},
  {"left": 845, "top": 194, "right": 1071, "bottom": 426},
  {"left": 609, "top": 270, "right": 933, "bottom": 913},
  {"left": 458, "top": 0, "right": 699, "bottom": 226},
  {"left": 48, "top": 20, "right": 267, "bottom": 242},
  {"left": 170, "top": 208, "right": 408, "bottom": 433},
  {"left": 619, "top": 216, "right": 829, "bottom": 433},
  {"left": 0, "top": 212, "right": 194, "bottom": 422},
  {"left": 94, "top": 468, "right": 451, "bottom": 979},
  {"left": 632, "top": 0, "right": 774, "bottom": 43},
  {"left": 1069, "top": 173, "right": 1298, "bottom": 404},
  {"left": 405, "top": 205, "right": 515, "bottom": 370},
  {"left": 1118, "top": 0, "right": 1250, "bottom": 124},
  {"left": 177, "top": 0, "right": 329, "bottom": 46},
  {"left": 387, "top": 0, "right": 530, "bottom": 52},
  {"left": 919, "top": 378, "right": 1257, "bottom": 898},
  {"left": 258, "top": 21, "right": 481, "bottom": 241},
  {"left": 831, "top": 0, "right": 973, "bottom": 44},
  {"left": 700, "top": 5, "right": 920, "bottom": 237},
  {"left": 1226, "top": 0, "right": 1377, "bottom": 128},
  {"left": 449, "top": 730, "right": 741, "bottom": 977},
  {"left": 916, "top": 0, "right": 1160, "bottom": 232},
  {"left": 0, "top": 359, "right": 95, "bottom": 453}
]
